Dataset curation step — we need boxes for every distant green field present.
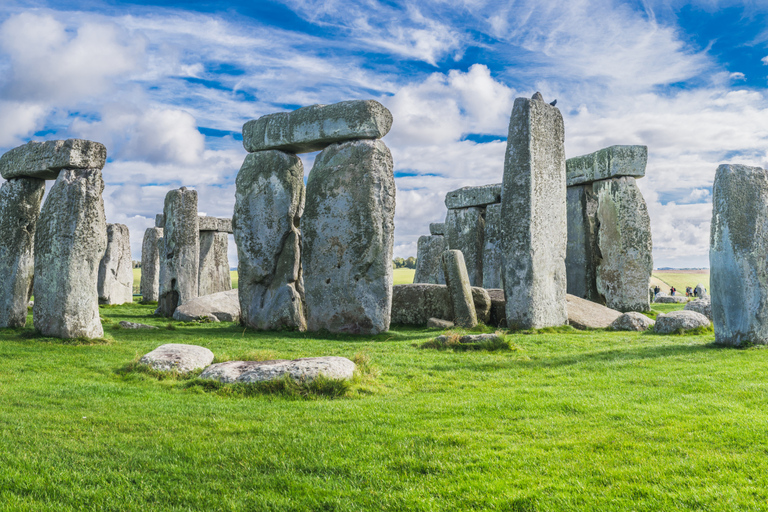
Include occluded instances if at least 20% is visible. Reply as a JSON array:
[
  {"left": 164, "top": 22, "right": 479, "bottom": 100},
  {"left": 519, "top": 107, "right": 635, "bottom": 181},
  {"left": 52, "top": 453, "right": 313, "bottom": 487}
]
[
  {"left": 652, "top": 271, "right": 709, "bottom": 295},
  {"left": 393, "top": 268, "right": 415, "bottom": 285}
]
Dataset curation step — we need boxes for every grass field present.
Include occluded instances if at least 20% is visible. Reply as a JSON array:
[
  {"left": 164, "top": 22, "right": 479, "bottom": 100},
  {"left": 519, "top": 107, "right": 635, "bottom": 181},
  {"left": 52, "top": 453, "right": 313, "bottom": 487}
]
[
  {"left": 652, "top": 270, "right": 710, "bottom": 295},
  {"left": 4, "top": 300, "right": 768, "bottom": 510}
]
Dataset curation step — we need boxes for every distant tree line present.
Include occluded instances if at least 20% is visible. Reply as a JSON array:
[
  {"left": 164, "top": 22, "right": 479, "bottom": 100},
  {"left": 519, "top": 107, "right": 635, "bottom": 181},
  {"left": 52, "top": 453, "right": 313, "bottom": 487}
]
[{"left": 393, "top": 257, "right": 416, "bottom": 269}]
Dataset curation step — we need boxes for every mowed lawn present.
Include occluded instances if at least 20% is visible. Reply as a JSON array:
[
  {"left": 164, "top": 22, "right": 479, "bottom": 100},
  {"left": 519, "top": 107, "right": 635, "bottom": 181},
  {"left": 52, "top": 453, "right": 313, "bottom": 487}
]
[
  {"left": 652, "top": 270, "right": 710, "bottom": 294},
  {"left": 2, "top": 300, "right": 768, "bottom": 510}
]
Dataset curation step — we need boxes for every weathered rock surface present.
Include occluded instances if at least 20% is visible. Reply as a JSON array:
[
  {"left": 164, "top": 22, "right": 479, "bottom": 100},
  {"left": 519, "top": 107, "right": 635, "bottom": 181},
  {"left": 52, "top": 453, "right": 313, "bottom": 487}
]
[
  {"left": 0, "top": 139, "right": 106, "bottom": 180},
  {"left": 0, "top": 178, "right": 44, "bottom": 328},
  {"left": 140, "top": 227, "right": 163, "bottom": 302},
  {"left": 654, "top": 295, "right": 688, "bottom": 304},
  {"left": 157, "top": 187, "right": 199, "bottom": 317},
  {"left": 429, "top": 222, "right": 445, "bottom": 236},
  {"left": 243, "top": 100, "right": 393, "bottom": 154},
  {"left": 139, "top": 343, "right": 214, "bottom": 373},
  {"left": 445, "top": 183, "right": 502, "bottom": 209},
  {"left": 471, "top": 287, "right": 492, "bottom": 325},
  {"left": 445, "top": 207, "right": 484, "bottom": 286},
  {"left": 594, "top": 177, "right": 653, "bottom": 312},
  {"left": 487, "top": 288, "right": 506, "bottom": 327},
  {"left": 710, "top": 164, "right": 768, "bottom": 345},
  {"left": 98, "top": 223, "right": 133, "bottom": 305},
  {"left": 119, "top": 321, "right": 158, "bottom": 330},
  {"left": 390, "top": 284, "right": 491, "bottom": 326},
  {"left": 303, "top": 139, "right": 395, "bottom": 334},
  {"left": 198, "top": 231, "right": 232, "bottom": 296},
  {"left": 566, "top": 184, "right": 601, "bottom": 302},
  {"left": 198, "top": 216, "right": 228, "bottom": 231},
  {"left": 442, "top": 250, "right": 478, "bottom": 328},
  {"left": 201, "top": 356, "right": 356, "bottom": 383},
  {"left": 566, "top": 145, "right": 647, "bottom": 187},
  {"left": 172, "top": 289, "right": 240, "bottom": 323},
  {"left": 654, "top": 310, "right": 711, "bottom": 334},
  {"left": 566, "top": 294, "right": 622, "bottom": 330},
  {"left": 413, "top": 235, "right": 446, "bottom": 285},
  {"left": 155, "top": 214, "right": 164, "bottom": 228},
  {"left": 501, "top": 95, "right": 567, "bottom": 329},
  {"left": 234, "top": 150, "right": 306, "bottom": 330},
  {"left": 482, "top": 203, "right": 503, "bottom": 289},
  {"left": 433, "top": 333, "right": 503, "bottom": 345},
  {"left": 427, "top": 317, "right": 454, "bottom": 329},
  {"left": 33, "top": 169, "right": 106, "bottom": 338},
  {"left": 611, "top": 312, "right": 655, "bottom": 331},
  {"left": 694, "top": 283, "right": 707, "bottom": 298},
  {"left": 685, "top": 296, "right": 712, "bottom": 320}
]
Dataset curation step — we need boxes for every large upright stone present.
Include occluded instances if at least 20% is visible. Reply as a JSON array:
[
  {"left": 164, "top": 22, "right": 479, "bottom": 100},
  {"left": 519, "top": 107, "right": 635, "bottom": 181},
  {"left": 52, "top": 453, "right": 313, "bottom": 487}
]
[
  {"left": 0, "top": 139, "right": 106, "bottom": 180},
  {"left": 445, "top": 207, "right": 484, "bottom": 286},
  {"left": 303, "top": 139, "right": 395, "bottom": 334},
  {"left": 33, "top": 169, "right": 106, "bottom": 338},
  {"left": 157, "top": 187, "right": 199, "bottom": 317},
  {"left": 566, "top": 145, "right": 647, "bottom": 187},
  {"left": 710, "top": 164, "right": 768, "bottom": 346},
  {"left": 198, "top": 232, "right": 232, "bottom": 297},
  {"left": 501, "top": 94, "right": 567, "bottom": 329},
  {"left": 441, "top": 250, "right": 477, "bottom": 328},
  {"left": 243, "top": 100, "right": 393, "bottom": 154},
  {"left": 413, "top": 235, "right": 446, "bottom": 285},
  {"left": 482, "top": 203, "right": 503, "bottom": 289},
  {"left": 233, "top": 150, "right": 305, "bottom": 330},
  {"left": 98, "top": 223, "right": 133, "bottom": 305},
  {"left": 445, "top": 183, "right": 502, "bottom": 209},
  {"left": 566, "top": 185, "right": 600, "bottom": 302},
  {"left": 0, "top": 178, "right": 45, "bottom": 328},
  {"left": 593, "top": 177, "right": 652, "bottom": 312},
  {"left": 140, "top": 227, "right": 163, "bottom": 302}
]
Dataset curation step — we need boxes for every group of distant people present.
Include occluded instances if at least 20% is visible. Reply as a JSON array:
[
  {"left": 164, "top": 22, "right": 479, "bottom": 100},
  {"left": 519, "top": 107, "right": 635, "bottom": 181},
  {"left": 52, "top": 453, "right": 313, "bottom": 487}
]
[{"left": 650, "top": 284, "right": 707, "bottom": 300}]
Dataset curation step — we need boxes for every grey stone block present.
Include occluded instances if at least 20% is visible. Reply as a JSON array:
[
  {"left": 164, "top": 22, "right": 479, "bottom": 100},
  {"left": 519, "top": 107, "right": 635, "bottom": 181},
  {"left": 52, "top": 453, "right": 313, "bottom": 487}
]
[
  {"left": 566, "top": 145, "right": 647, "bottom": 187},
  {"left": 482, "top": 203, "right": 503, "bottom": 289},
  {"left": 0, "top": 139, "right": 106, "bottom": 180},
  {"left": 445, "top": 183, "right": 502, "bottom": 209},
  {"left": 441, "top": 250, "right": 477, "bottom": 328},
  {"left": 413, "top": 235, "right": 446, "bottom": 285},
  {"left": 243, "top": 100, "right": 393, "bottom": 154},
  {"left": 566, "top": 185, "right": 600, "bottom": 302},
  {"left": 155, "top": 213, "right": 164, "bottom": 228},
  {"left": 140, "top": 227, "right": 163, "bottom": 302},
  {"left": 172, "top": 289, "right": 240, "bottom": 323},
  {"left": 390, "top": 283, "right": 490, "bottom": 325},
  {"left": 98, "top": 223, "right": 133, "bottom": 305},
  {"left": 198, "top": 231, "right": 232, "bottom": 296},
  {"left": 140, "top": 344, "right": 214, "bottom": 373},
  {"left": 445, "top": 207, "right": 484, "bottom": 286},
  {"left": 429, "top": 222, "right": 445, "bottom": 235},
  {"left": 654, "top": 310, "right": 710, "bottom": 334}
]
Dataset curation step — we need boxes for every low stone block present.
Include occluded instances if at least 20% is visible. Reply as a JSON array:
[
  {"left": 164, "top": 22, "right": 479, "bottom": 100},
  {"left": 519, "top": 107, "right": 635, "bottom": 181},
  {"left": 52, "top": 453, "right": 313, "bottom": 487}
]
[
  {"left": 445, "top": 183, "right": 502, "bottom": 209},
  {"left": 427, "top": 317, "right": 454, "bottom": 329},
  {"left": 442, "top": 250, "right": 477, "bottom": 328},
  {"left": 611, "top": 312, "right": 655, "bottom": 331},
  {"left": 390, "top": 284, "right": 491, "bottom": 326},
  {"left": 655, "top": 295, "right": 688, "bottom": 304},
  {"left": 566, "top": 145, "right": 647, "bottom": 187},
  {"left": 139, "top": 343, "right": 214, "bottom": 373},
  {"left": 119, "top": 321, "right": 158, "bottom": 330},
  {"left": 654, "top": 310, "right": 710, "bottom": 334},
  {"left": 172, "top": 289, "right": 240, "bottom": 323},
  {"left": 429, "top": 223, "right": 445, "bottom": 236},
  {"left": 566, "top": 294, "right": 622, "bottom": 330},
  {"left": 0, "top": 139, "right": 106, "bottom": 180},
  {"left": 200, "top": 357, "right": 356, "bottom": 383},
  {"left": 685, "top": 297, "right": 711, "bottom": 320}
]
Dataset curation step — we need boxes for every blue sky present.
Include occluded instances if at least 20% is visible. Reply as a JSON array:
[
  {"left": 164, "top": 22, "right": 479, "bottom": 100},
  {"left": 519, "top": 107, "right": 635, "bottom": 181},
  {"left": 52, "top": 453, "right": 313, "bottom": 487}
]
[{"left": 1, "top": 0, "right": 768, "bottom": 268}]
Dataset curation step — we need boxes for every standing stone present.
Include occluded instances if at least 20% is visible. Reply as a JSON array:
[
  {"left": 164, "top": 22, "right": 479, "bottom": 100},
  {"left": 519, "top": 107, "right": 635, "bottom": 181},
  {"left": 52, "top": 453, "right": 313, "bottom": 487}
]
[
  {"left": 98, "top": 223, "right": 133, "bottom": 305},
  {"left": 413, "top": 235, "right": 446, "bottom": 285},
  {"left": 0, "top": 178, "right": 45, "bottom": 328},
  {"left": 34, "top": 169, "right": 106, "bottom": 338},
  {"left": 140, "top": 227, "right": 163, "bottom": 302},
  {"left": 482, "top": 203, "right": 503, "bottom": 289},
  {"left": 566, "top": 185, "right": 601, "bottom": 302},
  {"left": 445, "top": 207, "right": 485, "bottom": 286},
  {"left": 303, "top": 139, "right": 395, "bottom": 334},
  {"left": 198, "top": 231, "right": 232, "bottom": 296},
  {"left": 710, "top": 164, "right": 768, "bottom": 346},
  {"left": 157, "top": 187, "right": 199, "bottom": 317},
  {"left": 441, "top": 250, "right": 477, "bottom": 328},
  {"left": 501, "top": 93, "right": 567, "bottom": 329},
  {"left": 593, "top": 177, "right": 652, "bottom": 312},
  {"left": 233, "top": 150, "right": 305, "bottom": 330}
]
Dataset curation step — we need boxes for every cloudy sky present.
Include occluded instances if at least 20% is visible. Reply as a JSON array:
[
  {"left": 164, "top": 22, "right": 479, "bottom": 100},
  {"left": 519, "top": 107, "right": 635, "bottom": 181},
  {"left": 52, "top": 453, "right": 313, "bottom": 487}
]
[{"left": 1, "top": 0, "right": 766, "bottom": 268}]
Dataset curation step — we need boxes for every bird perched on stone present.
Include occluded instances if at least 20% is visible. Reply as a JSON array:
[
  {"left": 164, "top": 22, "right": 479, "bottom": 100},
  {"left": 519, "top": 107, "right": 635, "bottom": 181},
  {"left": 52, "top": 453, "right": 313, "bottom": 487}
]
[{"left": 550, "top": 99, "right": 557, "bottom": 106}]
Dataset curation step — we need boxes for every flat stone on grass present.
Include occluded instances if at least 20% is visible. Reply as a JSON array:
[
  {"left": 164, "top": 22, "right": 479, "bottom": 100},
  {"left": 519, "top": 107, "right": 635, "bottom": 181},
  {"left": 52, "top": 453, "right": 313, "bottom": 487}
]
[
  {"left": 427, "top": 318, "right": 454, "bottom": 329},
  {"left": 611, "top": 312, "right": 655, "bottom": 331},
  {"left": 566, "top": 294, "right": 622, "bottom": 329},
  {"left": 172, "top": 289, "right": 240, "bottom": 323},
  {"left": 119, "top": 321, "right": 159, "bottom": 330},
  {"left": 685, "top": 297, "right": 712, "bottom": 321},
  {"left": 654, "top": 310, "right": 711, "bottom": 334},
  {"left": 200, "top": 357, "right": 356, "bottom": 383},
  {"left": 140, "top": 344, "right": 214, "bottom": 373}
]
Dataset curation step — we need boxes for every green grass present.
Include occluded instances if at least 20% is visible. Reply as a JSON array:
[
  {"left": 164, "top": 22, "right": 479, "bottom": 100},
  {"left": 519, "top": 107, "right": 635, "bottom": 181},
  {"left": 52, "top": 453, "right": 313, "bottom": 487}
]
[
  {"left": 393, "top": 268, "right": 415, "bottom": 285},
  {"left": 652, "top": 271, "right": 710, "bottom": 294},
  {"left": 3, "top": 300, "right": 768, "bottom": 510}
]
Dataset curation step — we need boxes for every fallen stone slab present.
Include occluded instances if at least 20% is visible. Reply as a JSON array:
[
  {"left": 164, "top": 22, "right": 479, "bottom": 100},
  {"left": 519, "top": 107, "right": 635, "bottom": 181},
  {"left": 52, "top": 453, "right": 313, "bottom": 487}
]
[
  {"left": 654, "top": 310, "right": 710, "bottom": 334},
  {"left": 685, "top": 297, "right": 712, "bottom": 320},
  {"left": 0, "top": 139, "right": 107, "bottom": 180},
  {"left": 391, "top": 284, "right": 492, "bottom": 326},
  {"left": 429, "top": 223, "right": 445, "bottom": 236},
  {"left": 611, "top": 312, "right": 655, "bottom": 331},
  {"left": 432, "top": 333, "right": 504, "bottom": 345},
  {"left": 445, "top": 183, "right": 502, "bottom": 209},
  {"left": 139, "top": 343, "right": 214, "bottom": 373},
  {"left": 119, "top": 321, "right": 158, "bottom": 330},
  {"left": 566, "top": 145, "right": 647, "bottom": 187},
  {"left": 172, "top": 289, "right": 240, "bottom": 323},
  {"left": 427, "top": 318, "right": 454, "bottom": 329},
  {"left": 654, "top": 295, "right": 688, "bottom": 304},
  {"left": 566, "top": 294, "right": 622, "bottom": 330},
  {"left": 200, "top": 357, "right": 356, "bottom": 383},
  {"left": 243, "top": 100, "right": 393, "bottom": 154}
]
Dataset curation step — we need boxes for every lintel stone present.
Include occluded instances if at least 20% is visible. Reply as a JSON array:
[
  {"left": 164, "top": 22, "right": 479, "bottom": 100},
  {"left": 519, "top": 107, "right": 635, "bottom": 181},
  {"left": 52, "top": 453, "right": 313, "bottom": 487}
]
[
  {"left": 566, "top": 145, "right": 647, "bottom": 187},
  {"left": 445, "top": 183, "right": 502, "bottom": 209},
  {"left": 0, "top": 139, "right": 107, "bottom": 180}
]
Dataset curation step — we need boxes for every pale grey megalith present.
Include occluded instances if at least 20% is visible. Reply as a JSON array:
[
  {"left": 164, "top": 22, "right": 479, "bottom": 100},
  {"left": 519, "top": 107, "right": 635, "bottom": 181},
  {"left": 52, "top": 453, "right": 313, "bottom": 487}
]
[
  {"left": 140, "top": 227, "right": 163, "bottom": 302},
  {"left": 98, "top": 223, "right": 133, "bottom": 305}
]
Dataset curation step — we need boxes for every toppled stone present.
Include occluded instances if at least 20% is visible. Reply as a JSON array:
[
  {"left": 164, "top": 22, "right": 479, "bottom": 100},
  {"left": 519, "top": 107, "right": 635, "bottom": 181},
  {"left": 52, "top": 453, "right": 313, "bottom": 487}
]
[
  {"left": 0, "top": 178, "right": 44, "bottom": 328},
  {"left": 0, "top": 139, "right": 106, "bottom": 180},
  {"left": 200, "top": 357, "right": 356, "bottom": 383},
  {"left": 654, "top": 295, "right": 688, "bottom": 304},
  {"left": 33, "top": 169, "right": 106, "bottom": 339},
  {"left": 303, "top": 139, "right": 395, "bottom": 334},
  {"left": 442, "top": 250, "right": 477, "bottom": 328},
  {"left": 685, "top": 296, "right": 712, "bottom": 320},
  {"left": 445, "top": 207, "right": 484, "bottom": 286},
  {"left": 445, "top": 183, "right": 502, "bottom": 209},
  {"left": 140, "top": 227, "right": 163, "bottom": 302},
  {"left": 390, "top": 284, "right": 493, "bottom": 326},
  {"left": 611, "top": 312, "right": 655, "bottom": 331},
  {"left": 234, "top": 150, "right": 306, "bottom": 330},
  {"left": 98, "top": 223, "right": 133, "bottom": 305},
  {"left": 198, "top": 231, "right": 232, "bottom": 296},
  {"left": 119, "top": 321, "right": 158, "bottom": 330},
  {"left": 139, "top": 343, "right": 214, "bottom": 373},
  {"left": 172, "top": 289, "right": 240, "bottom": 323},
  {"left": 566, "top": 184, "right": 601, "bottom": 302},
  {"left": 711, "top": 164, "right": 768, "bottom": 346},
  {"left": 429, "top": 223, "right": 445, "bottom": 236},
  {"left": 413, "top": 235, "right": 446, "bottom": 285},
  {"left": 427, "top": 317, "right": 454, "bottom": 329},
  {"left": 243, "top": 100, "right": 393, "bottom": 154},
  {"left": 654, "top": 310, "right": 711, "bottom": 334},
  {"left": 482, "top": 203, "right": 503, "bottom": 289},
  {"left": 157, "top": 188, "right": 199, "bottom": 317},
  {"left": 566, "top": 294, "right": 622, "bottom": 330},
  {"left": 502, "top": 96, "right": 567, "bottom": 329},
  {"left": 566, "top": 145, "right": 647, "bottom": 187}
]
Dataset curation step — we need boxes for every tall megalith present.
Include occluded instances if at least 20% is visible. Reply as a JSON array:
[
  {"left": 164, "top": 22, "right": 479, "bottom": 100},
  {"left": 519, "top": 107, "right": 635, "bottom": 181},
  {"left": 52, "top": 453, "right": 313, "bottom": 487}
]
[
  {"left": 98, "top": 223, "right": 133, "bottom": 305},
  {"left": 445, "top": 207, "right": 485, "bottom": 286},
  {"left": 198, "top": 231, "right": 232, "bottom": 297},
  {"left": 482, "top": 203, "right": 503, "bottom": 289},
  {"left": 413, "top": 235, "right": 446, "bottom": 285},
  {"left": 140, "top": 227, "right": 163, "bottom": 302},
  {"left": 501, "top": 93, "right": 567, "bottom": 329}
]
